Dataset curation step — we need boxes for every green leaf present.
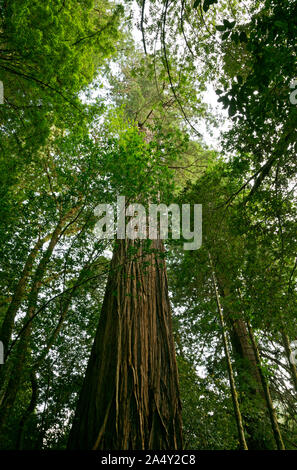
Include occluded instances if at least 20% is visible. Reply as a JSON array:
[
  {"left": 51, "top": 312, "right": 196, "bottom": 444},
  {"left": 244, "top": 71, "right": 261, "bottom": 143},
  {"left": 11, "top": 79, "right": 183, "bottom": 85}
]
[
  {"left": 203, "top": 0, "right": 211, "bottom": 12},
  {"left": 274, "top": 20, "right": 288, "bottom": 31},
  {"left": 193, "top": 0, "right": 201, "bottom": 8},
  {"left": 228, "top": 101, "right": 237, "bottom": 116},
  {"left": 222, "top": 30, "right": 231, "bottom": 40},
  {"left": 239, "top": 31, "right": 248, "bottom": 42},
  {"left": 203, "top": 0, "right": 218, "bottom": 11}
]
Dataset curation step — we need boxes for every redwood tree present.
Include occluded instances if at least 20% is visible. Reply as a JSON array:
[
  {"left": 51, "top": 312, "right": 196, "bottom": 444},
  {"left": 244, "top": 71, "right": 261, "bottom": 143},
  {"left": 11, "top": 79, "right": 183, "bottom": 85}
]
[{"left": 68, "top": 238, "right": 183, "bottom": 450}]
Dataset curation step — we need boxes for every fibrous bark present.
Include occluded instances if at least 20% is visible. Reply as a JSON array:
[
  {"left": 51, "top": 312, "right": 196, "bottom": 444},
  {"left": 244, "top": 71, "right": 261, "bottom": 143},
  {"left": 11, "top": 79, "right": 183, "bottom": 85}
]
[{"left": 68, "top": 238, "right": 183, "bottom": 450}]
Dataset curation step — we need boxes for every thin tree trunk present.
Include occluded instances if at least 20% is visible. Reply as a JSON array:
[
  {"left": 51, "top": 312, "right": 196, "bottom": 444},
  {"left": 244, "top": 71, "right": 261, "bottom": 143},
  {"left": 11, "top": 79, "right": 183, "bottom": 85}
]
[
  {"left": 0, "top": 236, "right": 45, "bottom": 354},
  {"left": 14, "top": 263, "right": 93, "bottom": 448},
  {"left": 16, "top": 370, "right": 38, "bottom": 450},
  {"left": 216, "top": 276, "right": 275, "bottom": 449},
  {"left": 15, "top": 299, "right": 73, "bottom": 449},
  {"left": 68, "top": 238, "right": 183, "bottom": 450},
  {"left": 246, "top": 321, "right": 285, "bottom": 450},
  {"left": 281, "top": 328, "right": 297, "bottom": 393},
  {"left": 0, "top": 209, "right": 79, "bottom": 435},
  {"left": 208, "top": 253, "right": 248, "bottom": 450}
]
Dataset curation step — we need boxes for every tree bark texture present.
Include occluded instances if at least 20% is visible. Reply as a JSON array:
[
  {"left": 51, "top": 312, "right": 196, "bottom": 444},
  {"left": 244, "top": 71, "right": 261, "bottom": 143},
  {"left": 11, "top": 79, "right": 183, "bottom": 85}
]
[{"left": 68, "top": 238, "right": 183, "bottom": 450}]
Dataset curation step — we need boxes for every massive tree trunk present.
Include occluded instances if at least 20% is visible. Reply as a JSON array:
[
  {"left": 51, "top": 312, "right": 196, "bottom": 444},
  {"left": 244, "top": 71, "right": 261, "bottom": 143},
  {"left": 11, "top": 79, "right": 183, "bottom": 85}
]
[{"left": 68, "top": 238, "right": 183, "bottom": 450}]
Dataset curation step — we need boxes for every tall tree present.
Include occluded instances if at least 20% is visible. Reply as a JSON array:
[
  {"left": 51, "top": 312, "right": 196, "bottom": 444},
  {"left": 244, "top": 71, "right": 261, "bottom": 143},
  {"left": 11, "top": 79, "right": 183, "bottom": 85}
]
[{"left": 68, "top": 238, "right": 183, "bottom": 449}]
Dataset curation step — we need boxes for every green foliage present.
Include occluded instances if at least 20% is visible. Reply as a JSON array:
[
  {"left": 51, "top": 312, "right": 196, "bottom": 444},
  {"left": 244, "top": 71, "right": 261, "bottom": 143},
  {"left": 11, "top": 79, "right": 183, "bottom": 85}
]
[{"left": 1, "top": 0, "right": 297, "bottom": 451}]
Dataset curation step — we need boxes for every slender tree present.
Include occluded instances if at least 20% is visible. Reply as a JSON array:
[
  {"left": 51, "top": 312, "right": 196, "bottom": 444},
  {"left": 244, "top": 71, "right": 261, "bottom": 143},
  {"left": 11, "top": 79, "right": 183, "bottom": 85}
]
[{"left": 208, "top": 252, "right": 248, "bottom": 450}]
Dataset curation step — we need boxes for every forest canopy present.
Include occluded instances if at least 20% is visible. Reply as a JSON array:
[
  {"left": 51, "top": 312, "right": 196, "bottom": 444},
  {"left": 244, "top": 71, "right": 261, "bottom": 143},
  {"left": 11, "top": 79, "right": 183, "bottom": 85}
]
[{"left": 0, "top": 0, "right": 296, "bottom": 451}]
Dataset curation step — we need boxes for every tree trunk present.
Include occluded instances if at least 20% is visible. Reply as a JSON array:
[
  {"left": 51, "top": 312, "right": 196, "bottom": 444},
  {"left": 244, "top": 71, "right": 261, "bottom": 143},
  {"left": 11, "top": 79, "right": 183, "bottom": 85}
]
[
  {"left": 68, "top": 238, "right": 183, "bottom": 450},
  {"left": 0, "top": 210, "right": 78, "bottom": 437},
  {"left": 230, "top": 317, "right": 263, "bottom": 393},
  {"left": 281, "top": 328, "right": 297, "bottom": 393},
  {"left": 246, "top": 321, "right": 285, "bottom": 450},
  {"left": 208, "top": 253, "right": 248, "bottom": 450},
  {"left": 0, "top": 236, "right": 44, "bottom": 354},
  {"left": 216, "top": 276, "right": 275, "bottom": 449}
]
